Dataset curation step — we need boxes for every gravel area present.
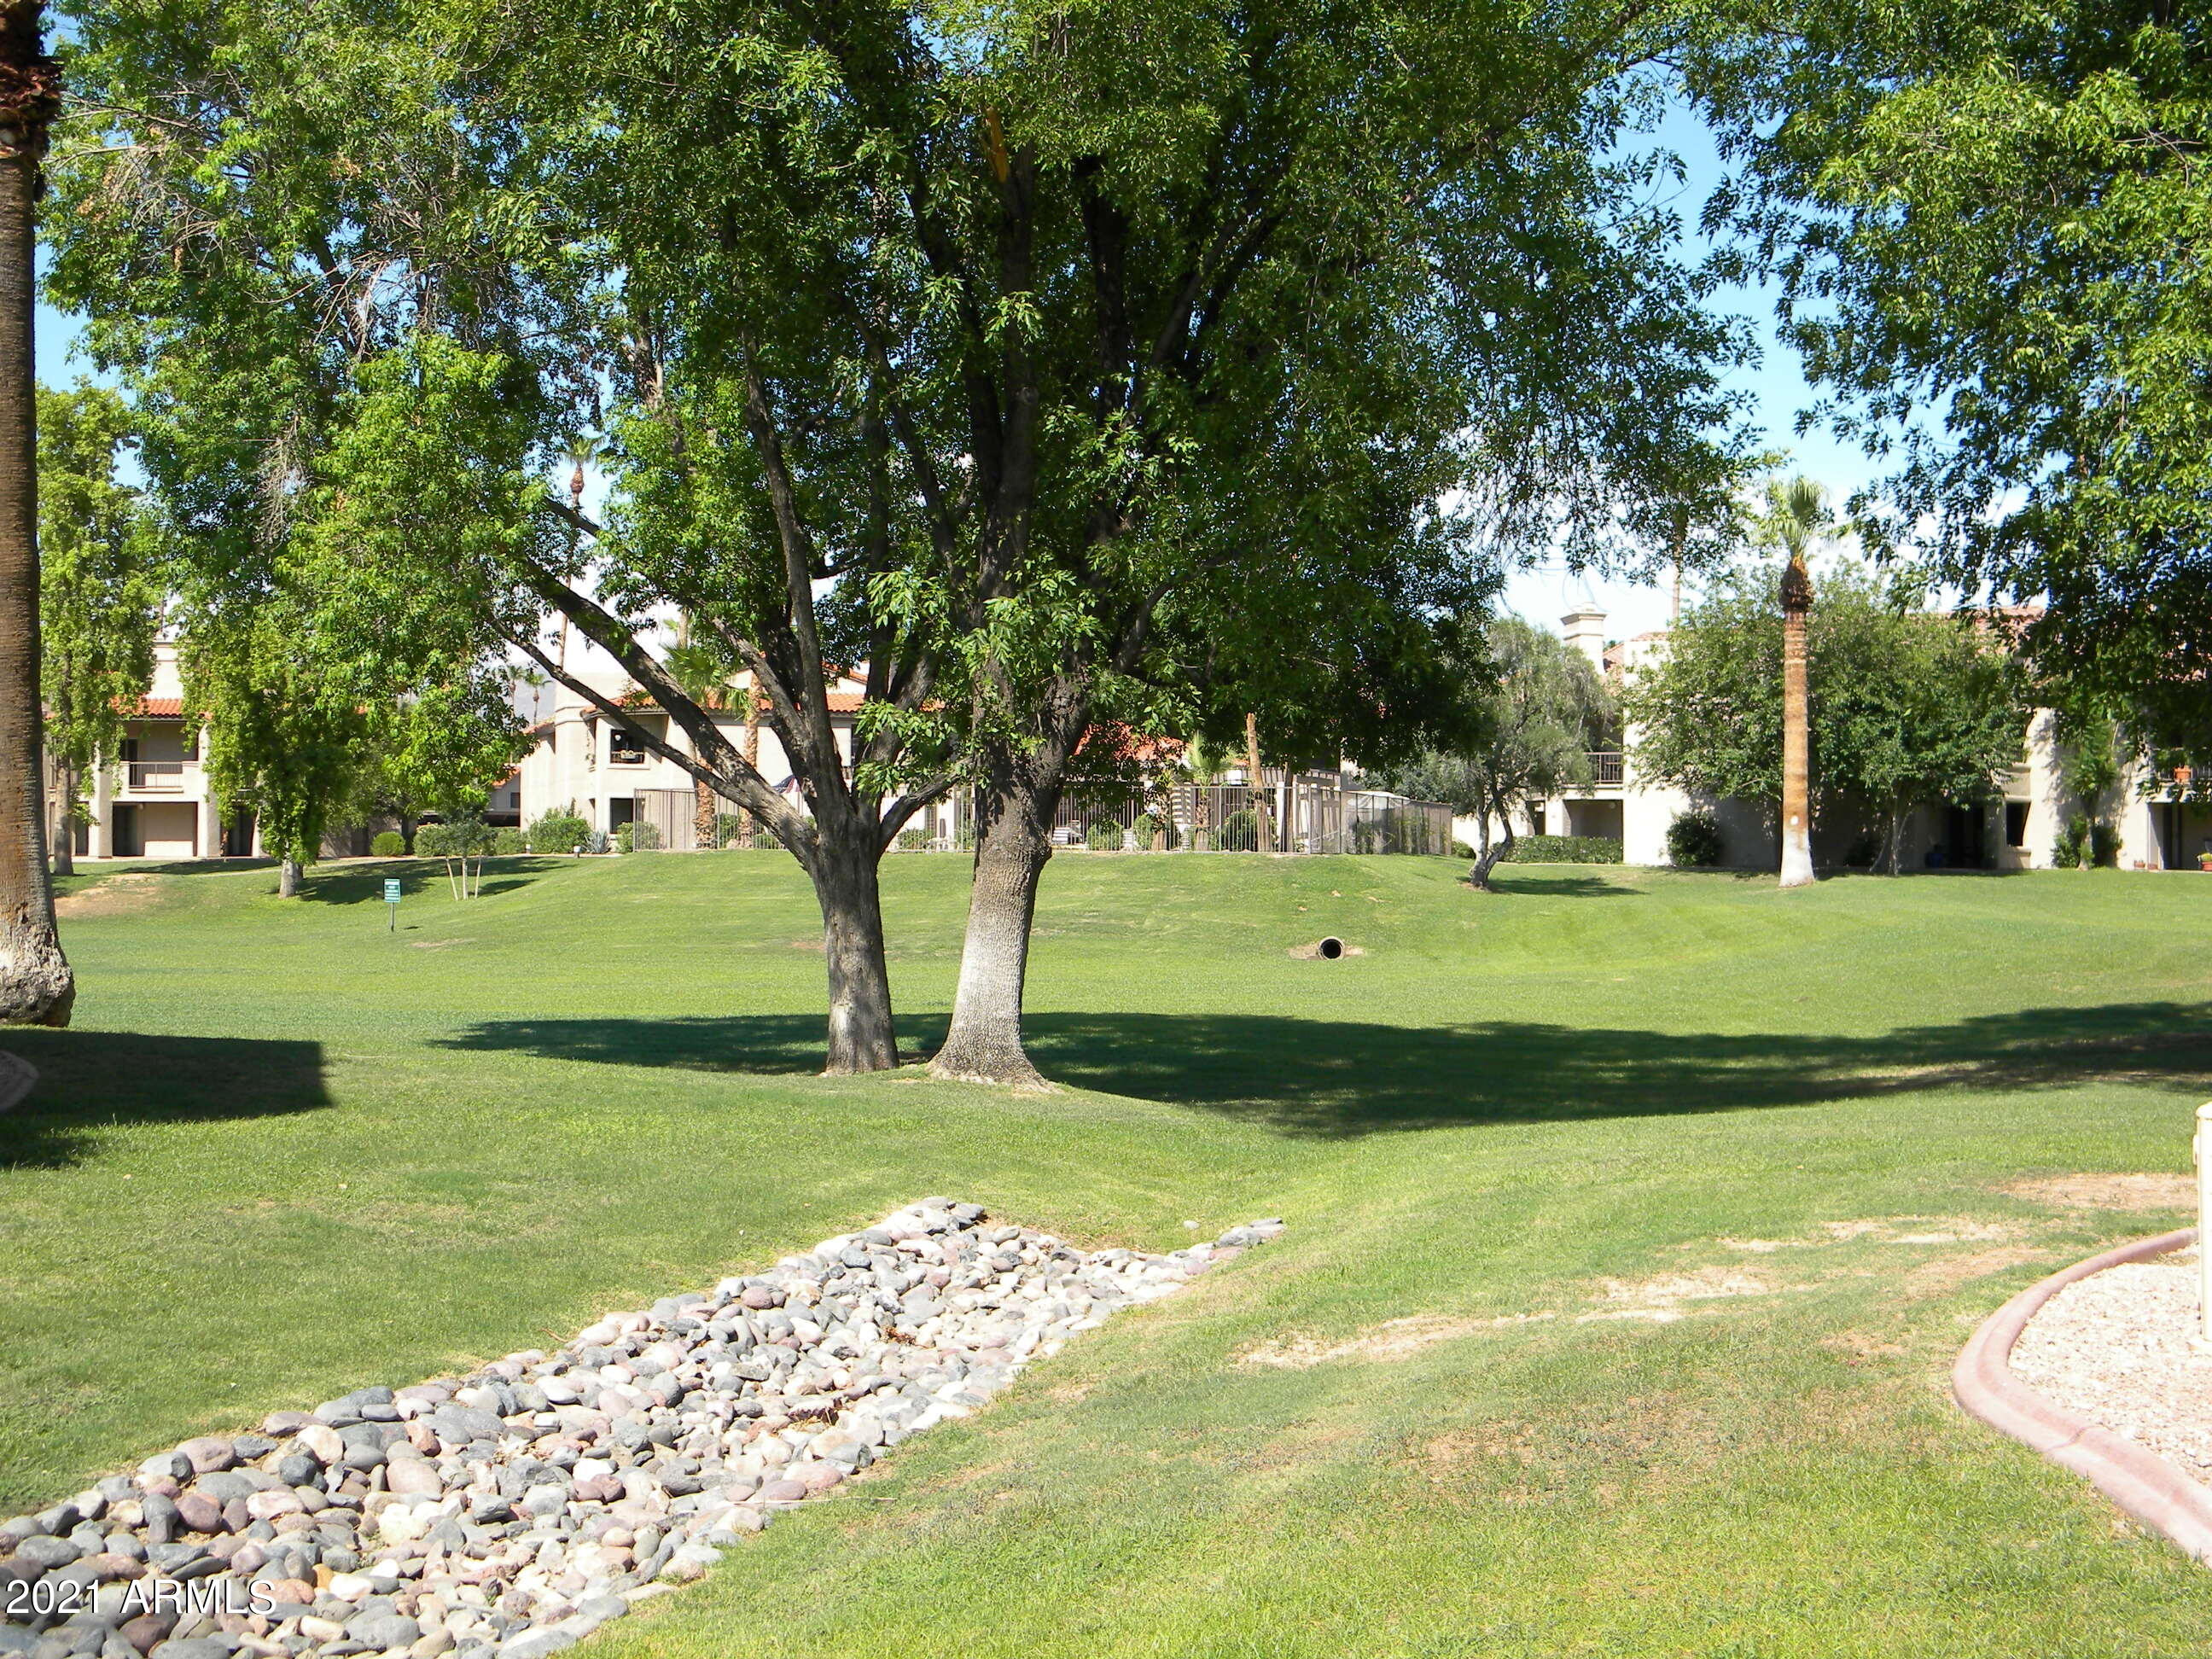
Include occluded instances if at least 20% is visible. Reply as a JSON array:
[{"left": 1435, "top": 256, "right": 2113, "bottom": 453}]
[
  {"left": 2011, "top": 1244, "right": 2212, "bottom": 1482},
  {"left": 0, "top": 1201, "right": 1283, "bottom": 1659}
]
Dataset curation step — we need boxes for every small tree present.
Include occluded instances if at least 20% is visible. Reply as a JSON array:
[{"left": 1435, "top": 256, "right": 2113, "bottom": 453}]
[
  {"left": 1371, "top": 617, "right": 1612, "bottom": 890},
  {"left": 38, "top": 380, "right": 163, "bottom": 876},
  {"left": 416, "top": 816, "right": 497, "bottom": 899}
]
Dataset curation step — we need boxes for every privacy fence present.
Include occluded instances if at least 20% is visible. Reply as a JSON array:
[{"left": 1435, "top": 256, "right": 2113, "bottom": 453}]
[{"left": 1049, "top": 770, "right": 1454, "bottom": 856}]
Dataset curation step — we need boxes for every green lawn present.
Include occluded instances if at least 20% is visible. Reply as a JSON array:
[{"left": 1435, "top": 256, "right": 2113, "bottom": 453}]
[{"left": 5, "top": 851, "right": 2211, "bottom": 1656}]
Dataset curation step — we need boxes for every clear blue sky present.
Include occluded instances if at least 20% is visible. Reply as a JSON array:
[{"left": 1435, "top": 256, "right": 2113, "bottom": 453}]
[{"left": 32, "top": 97, "right": 1867, "bottom": 644}]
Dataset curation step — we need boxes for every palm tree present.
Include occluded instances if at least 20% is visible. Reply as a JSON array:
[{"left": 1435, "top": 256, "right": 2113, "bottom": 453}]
[
  {"left": 663, "top": 614, "right": 731, "bottom": 848},
  {"left": 0, "top": 1, "right": 70, "bottom": 1025},
  {"left": 1770, "top": 475, "right": 1823, "bottom": 890}
]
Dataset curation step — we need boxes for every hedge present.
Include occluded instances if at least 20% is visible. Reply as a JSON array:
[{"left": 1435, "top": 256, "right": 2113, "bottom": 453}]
[{"left": 1500, "top": 834, "right": 1623, "bottom": 864}]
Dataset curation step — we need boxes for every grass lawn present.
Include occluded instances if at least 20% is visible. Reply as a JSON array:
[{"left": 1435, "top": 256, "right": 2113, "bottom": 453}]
[{"left": 5, "top": 851, "right": 2212, "bottom": 1656}]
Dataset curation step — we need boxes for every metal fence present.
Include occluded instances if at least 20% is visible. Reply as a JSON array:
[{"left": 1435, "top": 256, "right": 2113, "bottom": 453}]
[{"left": 1049, "top": 771, "right": 1452, "bottom": 855}]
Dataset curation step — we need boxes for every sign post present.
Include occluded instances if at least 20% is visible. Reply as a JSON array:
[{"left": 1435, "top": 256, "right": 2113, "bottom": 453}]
[{"left": 383, "top": 876, "right": 401, "bottom": 932}]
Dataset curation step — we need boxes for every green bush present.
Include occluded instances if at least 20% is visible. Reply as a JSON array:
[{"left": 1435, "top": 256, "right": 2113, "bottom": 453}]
[
  {"left": 416, "top": 818, "right": 497, "bottom": 859},
  {"left": 1133, "top": 812, "right": 1169, "bottom": 849},
  {"left": 1452, "top": 838, "right": 1476, "bottom": 860},
  {"left": 714, "top": 812, "right": 752, "bottom": 848},
  {"left": 1086, "top": 819, "right": 1125, "bottom": 851},
  {"left": 1665, "top": 811, "right": 1726, "bottom": 868},
  {"left": 613, "top": 820, "right": 661, "bottom": 853},
  {"left": 370, "top": 830, "right": 406, "bottom": 858},
  {"left": 896, "top": 826, "right": 928, "bottom": 851},
  {"left": 492, "top": 827, "right": 525, "bottom": 855},
  {"left": 1503, "top": 834, "right": 1624, "bottom": 864},
  {"left": 1219, "top": 808, "right": 1259, "bottom": 851},
  {"left": 525, "top": 807, "right": 591, "bottom": 853},
  {"left": 2089, "top": 821, "right": 2119, "bottom": 867}
]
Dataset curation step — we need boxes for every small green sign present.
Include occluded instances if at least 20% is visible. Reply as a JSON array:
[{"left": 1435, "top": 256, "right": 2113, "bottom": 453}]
[
  {"left": 383, "top": 876, "right": 401, "bottom": 930},
  {"left": 383, "top": 877, "right": 402, "bottom": 903}
]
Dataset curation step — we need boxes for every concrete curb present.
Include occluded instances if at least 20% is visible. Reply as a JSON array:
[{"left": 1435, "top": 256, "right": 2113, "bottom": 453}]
[
  {"left": 1953, "top": 1225, "right": 2212, "bottom": 1561},
  {"left": 0, "top": 1049, "right": 35, "bottom": 1114}
]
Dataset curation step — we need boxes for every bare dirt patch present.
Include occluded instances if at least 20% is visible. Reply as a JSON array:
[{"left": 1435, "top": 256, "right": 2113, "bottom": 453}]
[
  {"left": 1820, "top": 1329, "right": 1909, "bottom": 1365},
  {"left": 1237, "top": 1312, "right": 1551, "bottom": 1369},
  {"left": 54, "top": 872, "right": 161, "bottom": 919},
  {"left": 2002, "top": 1173, "right": 2195, "bottom": 1212},
  {"left": 1579, "top": 1265, "right": 1774, "bottom": 1324},
  {"left": 1899, "top": 1245, "right": 2046, "bottom": 1299}
]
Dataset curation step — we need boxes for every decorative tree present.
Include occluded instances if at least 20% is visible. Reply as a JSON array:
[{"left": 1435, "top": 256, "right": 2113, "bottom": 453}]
[
  {"left": 1371, "top": 618, "right": 1614, "bottom": 890},
  {"left": 0, "top": 0, "right": 67, "bottom": 1025},
  {"left": 38, "top": 380, "right": 163, "bottom": 876}
]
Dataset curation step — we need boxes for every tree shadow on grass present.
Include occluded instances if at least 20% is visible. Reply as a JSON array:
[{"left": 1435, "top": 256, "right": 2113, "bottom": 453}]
[
  {"left": 294, "top": 859, "right": 568, "bottom": 905},
  {"left": 435, "top": 1000, "right": 2212, "bottom": 1138},
  {"left": 1481, "top": 871, "right": 1639, "bottom": 898},
  {"left": 0, "top": 1029, "right": 330, "bottom": 1169}
]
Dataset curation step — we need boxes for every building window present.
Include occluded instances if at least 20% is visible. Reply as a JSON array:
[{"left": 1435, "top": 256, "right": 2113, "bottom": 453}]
[
  {"left": 1529, "top": 804, "right": 1546, "bottom": 836},
  {"left": 2004, "top": 800, "right": 2029, "bottom": 848},
  {"left": 608, "top": 726, "right": 649, "bottom": 765}
]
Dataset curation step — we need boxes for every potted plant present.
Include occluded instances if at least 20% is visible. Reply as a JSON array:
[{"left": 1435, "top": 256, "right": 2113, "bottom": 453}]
[{"left": 2197, "top": 851, "right": 2211, "bottom": 872}]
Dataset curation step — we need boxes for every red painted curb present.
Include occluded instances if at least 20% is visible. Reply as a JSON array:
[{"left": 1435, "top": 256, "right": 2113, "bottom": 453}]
[{"left": 1953, "top": 1225, "right": 2212, "bottom": 1561}]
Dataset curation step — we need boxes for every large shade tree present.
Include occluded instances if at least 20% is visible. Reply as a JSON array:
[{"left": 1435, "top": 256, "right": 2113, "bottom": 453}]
[
  {"left": 1708, "top": 0, "right": 2212, "bottom": 775},
  {"left": 0, "top": 0, "right": 67, "bottom": 1026},
  {"left": 49, "top": 0, "right": 1751, "bottom": 1079},
  {"left": 38, "top": 379, "right": 163, "bottom": 878}
]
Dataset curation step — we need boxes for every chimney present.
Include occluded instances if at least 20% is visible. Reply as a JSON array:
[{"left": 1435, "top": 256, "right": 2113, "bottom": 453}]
[{"left": 1560, "top": 606, "right": 1607, "bottom": 671}]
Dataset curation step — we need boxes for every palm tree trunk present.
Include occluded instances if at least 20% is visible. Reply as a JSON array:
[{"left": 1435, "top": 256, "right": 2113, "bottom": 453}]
[
  {"left": 741, "top": 690, "right": 761, "bottom": 847},
  {"left": 0, "top": 4, "right": 69, "bottom": 1026},
  {"left": 693, "top": 774, "right": 715, "bottom": 849},
  {"left": 1778, "top": 556, "right": 1815, "bottom": 889}
]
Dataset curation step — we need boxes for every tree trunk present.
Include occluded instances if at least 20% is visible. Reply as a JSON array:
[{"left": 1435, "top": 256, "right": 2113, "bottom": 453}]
[
  {"left": 0, "top": 10, "right": 69, "bottom": 1027},
  {"left": 49, "top": 760, "right": 73, "bottom": 876},
  {"left": 741, "top": 692, "right": 761, "bottom": 847},
  {"left": 278, "top": 855, "right": 302, "bottom": 898},
  {"left": 1244, "top": 712, "right": 1272, "bottom": 853},
  {"left": 810, "top": 839, "right": 899, "bottom": 1074},
  {"left": 931, "top": 753, "right": 1061, "bottom": 1086},
  {"left": 1468, "top": 814, "right": 1512, "bottom": 891},
  {"left": 694, "top": 774, "right": 716, "bottom": 849},
  {"left": 1778, "top": 559, "right": 1815, "bottom": 889}
]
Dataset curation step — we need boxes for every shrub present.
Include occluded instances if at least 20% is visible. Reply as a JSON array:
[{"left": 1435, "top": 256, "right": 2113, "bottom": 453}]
[
  {"left": 1134, "top": 812, "right": 1167, "bottom": 849},
  {"left": 1085, "top": 819, "right": 1124, "bottom": 851},
  {"left": 896, "top": 826, "right": 928, "bottom": 851},
  {"left": 2052, "top": 814, "right": 2117, "bottom": 868},
  {"left": 714, "top": 812, "right": 752, "bottom": 848},
  {"left": 1219, "top": 808, "right": 1258, "bottom": 851},
  {"left": 415, "top": 819, "right": 495, "bottom": 859},
  {"left": 1665, "top": 811, "right": 1726, "bottom": 868},
  {"left": 585, "top": 830, "right": 609, "bottom": 855},
  {"left": 1452, "top": 838, "right": 1476, "bottom": 860},
  {"left": 526, "top": 807, "right": 591, "bottom": 853},
  {"left": 492, "top": 827, "right": 525, "bottom": 855},
  {"left": 2089, "top": 821, "right": 2119, "bottom": 867},
  {"left": 614, "top": 821, "right": 661, "bottom": 853},
  {"left": 370, "top": 830, "right": 406, "bottom": 858},
  {"left": 1502, "top": 834, "right": 1624, "bottom": 864}
]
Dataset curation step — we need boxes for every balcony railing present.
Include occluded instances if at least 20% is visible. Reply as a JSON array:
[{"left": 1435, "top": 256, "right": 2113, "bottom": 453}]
[
  {"left": 1587, "top": 750, "right": 1624, "bottom": 787},
  {"left": 126, "top": 760, "right": 185, "bottom": 792}
]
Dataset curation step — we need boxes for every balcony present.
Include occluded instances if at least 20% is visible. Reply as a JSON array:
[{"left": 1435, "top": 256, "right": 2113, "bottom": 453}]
[
  {"left": 126, "top": 760, "right": 186, "bottom": 792},
  {"left": 1586, "top": 750, "right": 1624, "bottom": 788}
]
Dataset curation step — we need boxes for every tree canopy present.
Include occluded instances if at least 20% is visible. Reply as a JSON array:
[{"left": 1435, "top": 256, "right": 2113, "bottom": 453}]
[
  {"left": 1708, "top": 0, "right": 2212, "bottom": 766},
  {"left": 37, "top": 378, "right": 163, "bottom": 870}
]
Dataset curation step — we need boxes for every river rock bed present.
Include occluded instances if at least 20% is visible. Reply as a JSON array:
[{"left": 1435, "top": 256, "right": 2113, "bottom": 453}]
[{"left": 0, "top": 1202, "right": 1284, "bottom": 1659}]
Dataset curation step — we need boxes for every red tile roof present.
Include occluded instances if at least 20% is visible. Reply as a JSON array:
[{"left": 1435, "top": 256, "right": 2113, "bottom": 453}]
[{"left": 128, "top": 697, "right": 184, "bottom": 718}]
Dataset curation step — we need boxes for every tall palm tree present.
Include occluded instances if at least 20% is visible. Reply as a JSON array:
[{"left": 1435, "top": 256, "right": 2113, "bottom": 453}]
[
  {"left": 0, "top": 1, "right": 70, "bottom": 1025},
  {"left": 1771, "top": 475, "right": 1823, "bottom": 890}
]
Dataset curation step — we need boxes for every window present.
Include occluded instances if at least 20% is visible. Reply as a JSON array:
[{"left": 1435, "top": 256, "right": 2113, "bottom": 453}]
[
  {"left": 608, "top": 726, "right": 649, "bottom": 765},
  {"left": 2004, "top": 800, "right": 2029, "bottom": 848},
  {"left": 1529, "top": 804, "right": 1547, "bottom": 836}
]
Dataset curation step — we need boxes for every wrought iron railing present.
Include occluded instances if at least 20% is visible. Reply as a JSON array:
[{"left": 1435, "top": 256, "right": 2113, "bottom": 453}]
[
  {"left": 1586, "top": 750, "right": 1624, "bottom": 787},
  {"left": 126, "top": 761, "right": 184, "bottom": 791}
]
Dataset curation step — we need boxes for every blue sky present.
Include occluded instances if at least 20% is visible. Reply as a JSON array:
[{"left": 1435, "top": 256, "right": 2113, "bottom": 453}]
[{"left": 32, "top": 98, "right": 1872, "bottom": 646}]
